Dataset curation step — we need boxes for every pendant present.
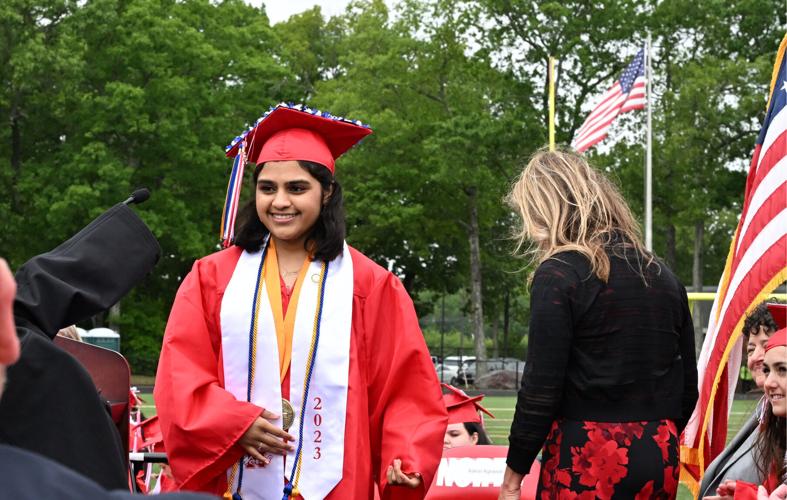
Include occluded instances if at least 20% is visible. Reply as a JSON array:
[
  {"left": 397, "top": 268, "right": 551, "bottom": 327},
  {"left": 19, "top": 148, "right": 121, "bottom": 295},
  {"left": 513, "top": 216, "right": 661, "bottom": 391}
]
[{"left": 281, "top": 398, "right": 295, "bottom": 431}]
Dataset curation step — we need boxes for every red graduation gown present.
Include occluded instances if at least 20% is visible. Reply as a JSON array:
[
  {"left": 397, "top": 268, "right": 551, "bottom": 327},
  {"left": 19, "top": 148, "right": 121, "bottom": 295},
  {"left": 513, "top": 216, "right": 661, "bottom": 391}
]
[{"left": 154, "top": 245, "right": 447, "bottom": 499}]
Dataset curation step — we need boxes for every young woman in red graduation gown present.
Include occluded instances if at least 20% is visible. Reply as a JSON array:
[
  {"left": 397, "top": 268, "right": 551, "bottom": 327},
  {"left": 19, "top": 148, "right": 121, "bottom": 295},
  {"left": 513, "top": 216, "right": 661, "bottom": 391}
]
[{"left": 154, "top": 104, "right": 447, "bottom": 500}]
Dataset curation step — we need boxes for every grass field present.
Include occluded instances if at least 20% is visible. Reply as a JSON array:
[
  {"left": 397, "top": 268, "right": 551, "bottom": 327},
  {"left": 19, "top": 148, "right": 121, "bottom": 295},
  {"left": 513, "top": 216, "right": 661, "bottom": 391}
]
[{"left": 138, "top": 392, "right": 758, "bottom": 499}]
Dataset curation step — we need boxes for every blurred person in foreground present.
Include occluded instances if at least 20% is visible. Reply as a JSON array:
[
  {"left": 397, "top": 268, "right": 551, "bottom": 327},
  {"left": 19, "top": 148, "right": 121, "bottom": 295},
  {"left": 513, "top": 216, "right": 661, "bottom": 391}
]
[
  {"left": 0, "top": 201, "right": 160, "bottom": 488},
  {"left": 0, "top": 258, "right": 212, "bottom": 499},
  {"left": 499, "top": 148, "right": 698, "bottom": 499}
]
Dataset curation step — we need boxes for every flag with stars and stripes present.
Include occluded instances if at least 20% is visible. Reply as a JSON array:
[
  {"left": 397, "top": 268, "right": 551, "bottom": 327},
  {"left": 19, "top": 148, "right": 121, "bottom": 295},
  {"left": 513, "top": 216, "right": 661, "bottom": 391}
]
[
  {"left": 571, "top": 48, "right": 646, "bottom": 153},
  {"left": 679, "top": 33, "right": 787, "bottom": 495}
]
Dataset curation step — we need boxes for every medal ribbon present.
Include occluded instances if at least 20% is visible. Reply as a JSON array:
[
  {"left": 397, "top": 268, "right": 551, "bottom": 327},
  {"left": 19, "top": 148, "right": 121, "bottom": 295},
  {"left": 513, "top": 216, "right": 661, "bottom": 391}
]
[{"left": 263, "top": 239, "right": 311, "bottom": 383}]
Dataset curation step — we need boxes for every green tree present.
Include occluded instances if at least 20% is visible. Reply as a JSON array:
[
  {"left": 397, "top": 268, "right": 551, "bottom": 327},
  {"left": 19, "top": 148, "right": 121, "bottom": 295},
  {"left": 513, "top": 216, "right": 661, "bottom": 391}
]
[
  {"left": 310, "top": 0, "right": 539, "bottom": 368},
  {"left": 2, "top": 0, "right": 299, "bottom": 372}
]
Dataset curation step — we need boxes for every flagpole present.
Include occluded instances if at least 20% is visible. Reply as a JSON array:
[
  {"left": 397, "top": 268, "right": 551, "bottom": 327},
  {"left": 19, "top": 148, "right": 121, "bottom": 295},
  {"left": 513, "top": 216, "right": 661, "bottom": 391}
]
[
  {"left": 549, "top": 56, "right": 556, "bottom": 151},
  {"left": 645, "top": 34, "right": 653, "bottom": 252}
]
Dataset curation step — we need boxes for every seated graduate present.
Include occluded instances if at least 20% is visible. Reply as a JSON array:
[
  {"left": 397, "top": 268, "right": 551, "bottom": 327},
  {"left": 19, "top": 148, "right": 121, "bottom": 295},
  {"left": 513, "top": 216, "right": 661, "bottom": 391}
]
[
  {"left": 704, "top": 315, "right": 787, "bottom": 500},
  {"left": 0, "top": 259, "right": 212, "bottom": 499},
  {"left": 0, "top": 199, "right": 161, "bottom": 489},
  {"left": 442, "top": 384, "right": 494, "bottom": 449},
  {"left": 700, "top": 302, "right": 784, "bottom": 496}
]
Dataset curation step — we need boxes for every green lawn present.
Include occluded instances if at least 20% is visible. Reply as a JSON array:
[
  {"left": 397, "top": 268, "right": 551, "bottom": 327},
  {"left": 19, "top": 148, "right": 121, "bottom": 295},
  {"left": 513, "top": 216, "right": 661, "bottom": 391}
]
[{"left": 138, "top": 392, "right": 757, "bottom": 499}]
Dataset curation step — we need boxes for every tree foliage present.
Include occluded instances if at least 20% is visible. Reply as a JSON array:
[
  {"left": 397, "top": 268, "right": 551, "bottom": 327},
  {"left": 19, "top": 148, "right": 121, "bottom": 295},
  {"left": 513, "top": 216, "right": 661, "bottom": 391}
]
[{"left": 0, "top": 0, "right": 782, "bottom": 372}]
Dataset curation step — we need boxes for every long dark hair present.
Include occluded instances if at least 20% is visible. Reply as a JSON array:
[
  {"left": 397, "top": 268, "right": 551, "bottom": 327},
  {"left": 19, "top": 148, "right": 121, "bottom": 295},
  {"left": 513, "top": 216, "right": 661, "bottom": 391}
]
[
  {"left": 233, "top": 160, "right": 345, "bottom": 261},
  {"left": 463, "top": 422, "right": 492, "bottom": 445},
  {"left": 754, "top": 408, "right": 786, "bottom": 481}
]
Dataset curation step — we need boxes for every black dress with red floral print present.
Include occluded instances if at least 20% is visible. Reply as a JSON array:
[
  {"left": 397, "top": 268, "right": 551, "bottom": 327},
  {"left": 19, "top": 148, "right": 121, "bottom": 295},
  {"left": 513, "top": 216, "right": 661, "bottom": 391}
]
[{"left": 537, "top": 419, "right": 680, "bottom": 500}]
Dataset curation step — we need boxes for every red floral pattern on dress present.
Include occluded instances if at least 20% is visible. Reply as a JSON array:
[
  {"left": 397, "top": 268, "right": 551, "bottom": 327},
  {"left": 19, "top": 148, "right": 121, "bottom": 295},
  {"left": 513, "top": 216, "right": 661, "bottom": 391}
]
[
  {"left": 653, "top": 420, "right": 674, "bottom": 461},
  {"left": 586, "top": 421, "right": 646, "bottom": 447},
  {"left": 662, "top": 464, "right": 678, "bottom": 496},
  {"left": 634, "top": 480, "right": 655, "bottom": 500},
  {"left": 571, "top": 431, "right": 629, "bottom": 498},
  {"left": 537, "top": 419, "right": 679, "bottom": 499}
]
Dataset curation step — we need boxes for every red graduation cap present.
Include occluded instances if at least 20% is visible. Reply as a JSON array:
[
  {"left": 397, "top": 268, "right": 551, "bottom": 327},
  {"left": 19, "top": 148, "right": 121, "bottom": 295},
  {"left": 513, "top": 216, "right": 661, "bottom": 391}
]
[
  {"left": 767, "top": 303, "right": 786, "bottom": 330},
  {"left": 766, "top": 328, "right": 787, "bottom": 352},
  {"left": 442, "top": 383, "right": 494, "bottom": 424},
  {"left": 225, "top": 103, "right": 372, "bottom": 173},
  {"left": 219, "top": 103, "right": 372, "bottom": 247},
  {"left": 766, "top": 303, "right": 786, "bottom": 352}
]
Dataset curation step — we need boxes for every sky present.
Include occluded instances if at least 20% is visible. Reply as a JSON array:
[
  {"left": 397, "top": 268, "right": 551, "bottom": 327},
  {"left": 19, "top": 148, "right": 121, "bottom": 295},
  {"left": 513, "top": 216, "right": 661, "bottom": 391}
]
[{"left": 249, "top": 0, "right": 354, "bottom": 24}]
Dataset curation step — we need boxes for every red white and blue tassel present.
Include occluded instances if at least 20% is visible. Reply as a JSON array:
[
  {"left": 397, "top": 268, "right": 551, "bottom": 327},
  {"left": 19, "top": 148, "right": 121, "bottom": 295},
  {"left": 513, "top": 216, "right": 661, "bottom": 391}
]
[{"left": 220, "top": 142, "right": 247, "bottom": 247}]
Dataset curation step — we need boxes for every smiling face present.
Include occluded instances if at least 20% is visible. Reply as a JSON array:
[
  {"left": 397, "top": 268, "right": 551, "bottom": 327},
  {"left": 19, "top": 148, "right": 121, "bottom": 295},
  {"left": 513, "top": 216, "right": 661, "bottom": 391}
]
[
  {"left": 763, "top": 345, "right": 787, "bottom": 417},
  {"left": 747, "top": 326, "right": 775, "bottom": 388},
  {"left": 255, "top": 161, "right": 330, "bottom": 249}
]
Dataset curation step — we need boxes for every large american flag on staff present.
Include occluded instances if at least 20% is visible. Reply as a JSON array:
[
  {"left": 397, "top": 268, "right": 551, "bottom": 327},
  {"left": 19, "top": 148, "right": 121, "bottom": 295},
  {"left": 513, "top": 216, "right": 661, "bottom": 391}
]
[
  {"left": 679, "top": 34, "right": 787, "bottom": 495},
  {"left": 571, "top": 48, "right": 646, "bottom": 153}
]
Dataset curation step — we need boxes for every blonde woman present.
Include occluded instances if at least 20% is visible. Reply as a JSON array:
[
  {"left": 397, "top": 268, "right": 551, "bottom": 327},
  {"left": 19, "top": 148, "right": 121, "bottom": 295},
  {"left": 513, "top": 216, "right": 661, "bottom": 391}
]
[{"left": 499, "top": 148, "right": 698, "bottom": 499}]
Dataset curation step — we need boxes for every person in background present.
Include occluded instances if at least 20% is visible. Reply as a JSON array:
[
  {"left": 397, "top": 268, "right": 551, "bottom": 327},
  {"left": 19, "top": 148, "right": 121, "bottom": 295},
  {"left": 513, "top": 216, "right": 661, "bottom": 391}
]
[
  {"left": 499, "top": 148, "right": 698, "bottom": 499},
  {"left": 57, "top": 324, "right": 83, "bottom": 341},
  {"left": 442, "top": 384, "right": 494, "bottom": 449},
  {"left": 701, "top": 302, "right": 784, "bottom": 496},
  {"left": 705, "top": 305, "right": 787, "bottom": 500}
]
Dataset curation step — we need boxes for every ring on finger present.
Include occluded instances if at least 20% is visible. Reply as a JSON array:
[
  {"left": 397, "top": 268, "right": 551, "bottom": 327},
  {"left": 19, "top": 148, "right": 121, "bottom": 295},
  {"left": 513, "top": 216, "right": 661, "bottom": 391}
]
[{"left": 257, "top": 442, "right": 265, "bottom": 452}]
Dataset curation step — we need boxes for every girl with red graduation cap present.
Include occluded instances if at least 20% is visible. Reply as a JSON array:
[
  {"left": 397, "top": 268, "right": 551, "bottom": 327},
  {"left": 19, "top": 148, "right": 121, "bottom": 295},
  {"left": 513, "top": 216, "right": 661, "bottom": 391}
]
[
  {"left": 442, "top": 384, "right": 494, "bottom": 449},
  {"left": 705, "top": 304, "right": 787, "bottom": 500},
  {"left": 154, "top": 104, "right": 447, "bottom": 500}
]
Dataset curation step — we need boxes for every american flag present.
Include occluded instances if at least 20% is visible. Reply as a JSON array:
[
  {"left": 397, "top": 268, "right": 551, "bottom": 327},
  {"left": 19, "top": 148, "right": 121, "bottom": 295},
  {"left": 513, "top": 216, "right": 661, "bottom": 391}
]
[
  {"left": 679, "top": 34, "right": 787, "bottom": 495},
  {"left": 571, "top": 48, "right": 646, "bottom": 153}
]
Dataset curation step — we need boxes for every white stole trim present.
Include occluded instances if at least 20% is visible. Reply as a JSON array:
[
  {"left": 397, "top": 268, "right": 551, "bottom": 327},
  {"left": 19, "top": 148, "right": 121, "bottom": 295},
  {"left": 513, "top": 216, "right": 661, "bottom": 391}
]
[{"left": 221, "top": 244, "right": 353, "bottom": 499}]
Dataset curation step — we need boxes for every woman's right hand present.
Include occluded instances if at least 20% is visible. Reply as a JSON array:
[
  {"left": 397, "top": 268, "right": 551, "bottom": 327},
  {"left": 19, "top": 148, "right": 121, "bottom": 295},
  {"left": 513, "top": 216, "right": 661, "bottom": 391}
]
[{"left": 237, "top": 410, "right": 295, "bottom": 464}]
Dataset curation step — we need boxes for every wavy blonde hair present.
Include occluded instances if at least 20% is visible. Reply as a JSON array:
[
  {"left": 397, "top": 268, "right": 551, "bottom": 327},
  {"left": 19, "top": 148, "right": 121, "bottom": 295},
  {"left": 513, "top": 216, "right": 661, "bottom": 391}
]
[{"left": 507, "top": 147, "right": 654, "bottom": 282}]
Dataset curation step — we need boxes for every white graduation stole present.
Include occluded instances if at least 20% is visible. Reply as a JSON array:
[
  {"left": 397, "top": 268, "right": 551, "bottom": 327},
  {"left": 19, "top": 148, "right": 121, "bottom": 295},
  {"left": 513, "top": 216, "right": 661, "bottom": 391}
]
[{"left": 221, "top": 243, "right": 353, "bottom": 499}]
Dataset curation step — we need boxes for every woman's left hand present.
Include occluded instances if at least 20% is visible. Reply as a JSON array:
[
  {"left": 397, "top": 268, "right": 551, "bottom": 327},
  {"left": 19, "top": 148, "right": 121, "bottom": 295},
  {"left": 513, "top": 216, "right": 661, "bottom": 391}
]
[{"left": 386, "top": 458, "right": 422, "bottom": 489}]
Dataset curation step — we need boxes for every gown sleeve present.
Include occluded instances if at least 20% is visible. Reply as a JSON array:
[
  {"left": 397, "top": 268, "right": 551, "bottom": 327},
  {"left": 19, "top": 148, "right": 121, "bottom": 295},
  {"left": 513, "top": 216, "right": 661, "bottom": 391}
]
[
  {"left": 13, "top": 203, "right": 160, "bottom": 338},
  {"left": 154, "top": 255, "right": 264, "bottom": 492},
  {"left": 506, "top": 259, "right": 578, "bottom": 475},
  {"left": 363, "top": 271, "right": 448, "bottom": 500}
]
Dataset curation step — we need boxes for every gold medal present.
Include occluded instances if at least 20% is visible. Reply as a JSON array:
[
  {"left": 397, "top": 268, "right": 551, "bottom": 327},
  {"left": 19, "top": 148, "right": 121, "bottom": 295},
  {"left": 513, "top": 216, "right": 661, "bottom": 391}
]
[{"left": 281, "top": 398, "right": 295, "bottom": 431}]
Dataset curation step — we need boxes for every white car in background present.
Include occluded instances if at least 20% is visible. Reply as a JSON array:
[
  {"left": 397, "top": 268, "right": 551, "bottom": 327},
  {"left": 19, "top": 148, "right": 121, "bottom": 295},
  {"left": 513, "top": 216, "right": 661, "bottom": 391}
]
[{"left": 434, "top": 355, "right": 476, "bottom": 384}]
